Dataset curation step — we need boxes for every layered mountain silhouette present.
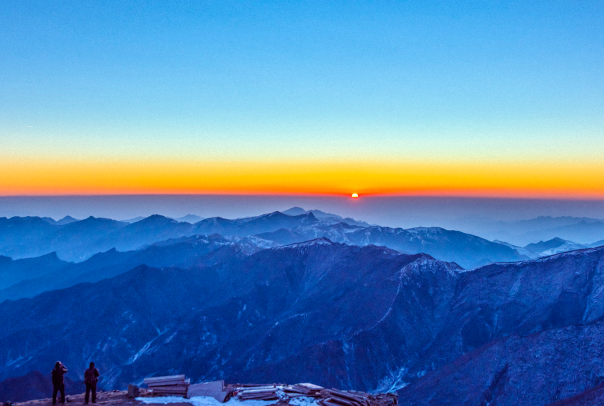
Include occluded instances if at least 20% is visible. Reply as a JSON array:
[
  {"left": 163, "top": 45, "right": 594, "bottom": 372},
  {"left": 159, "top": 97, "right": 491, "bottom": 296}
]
[
  {"left": 524, "top": 237, "right": 589, "bottom": 256},
  {"left": 2, "top": 241, "right": 604, "bottom": 405},
  {"left": 254, "top": 223, "right": 527, "bottom": 268},
  {"left": 0, "top": 252, "right": 69, "bottom": 291},
  {"left": 0, "top": 212, "right": 315, "bottom": 261},
  {"left": 192, "top": 211, "right": 319, "bottom": 236},
  {"left": 282, "top": 207, "right": 370, "bottom": 227},
  {"left": 497, "top": 237, "right": 604, "bottom": 261},
  {"left": 174, "top": 214, "right": 204, "bottom": 223},
  {"left": 42, "top": 216, "right": 79, "bottom": 226},
  {"left": 0, "top": 234, "right": 266, "bottom": 302},
  {"left": 462, "top": 216, "right": 604, "bottom": 245},
  {"left": 0, "top": 210, "right": 530, "bottom": 268}
]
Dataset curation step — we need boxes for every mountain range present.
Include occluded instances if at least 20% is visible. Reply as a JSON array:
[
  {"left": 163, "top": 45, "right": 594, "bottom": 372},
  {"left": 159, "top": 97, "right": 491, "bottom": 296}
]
[
  {"left": 254, "top": 223, "right": 527, "bottom": 268},
  {"left": 0, "top": 241, "right": 459, "bottom": 390},
  {"left": 0, "top": 210, "right": 530, "bottom": 269},
  {"left": 3, "top": 207, "right": 604, "bottom": 405},
  {"left": 497, "top": 237, "right": 604, "bottom": 260},
  {"left": 0, "top": 212, "right": 315, "bottom": 261},
  {"left": 2, "top": 241, "right": 604, "bottom": 405},
  {"left": 460, "top": 216, "right": 604, "bottom": 246},
  {"left": 282, "top": 207, "right": 370, "bottom": 227},
  {"left": 0, "top": 234, "right": 266, "bottom": 302},
  {"left": 4, "top": 209, "right": 600, "bottom": 306}
]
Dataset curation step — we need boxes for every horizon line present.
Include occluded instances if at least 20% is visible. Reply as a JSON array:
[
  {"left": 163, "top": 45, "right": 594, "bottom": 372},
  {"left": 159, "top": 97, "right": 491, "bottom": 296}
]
[{"left": 1, "top": 192, "right": 604, "bottom": 202}]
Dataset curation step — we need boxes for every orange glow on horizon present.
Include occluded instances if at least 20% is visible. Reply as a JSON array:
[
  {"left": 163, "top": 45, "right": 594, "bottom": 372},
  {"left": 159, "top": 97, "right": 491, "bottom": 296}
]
[{"left": 1, "top": 157, "right": 603, "bottom": 200}]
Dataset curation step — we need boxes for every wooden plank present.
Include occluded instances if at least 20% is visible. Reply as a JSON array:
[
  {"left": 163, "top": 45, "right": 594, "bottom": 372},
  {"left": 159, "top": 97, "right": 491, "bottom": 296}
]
[
  {"left": 326, "top": 389, "right": 365, "bottom": 403},
  {"left": 151, "top": 386, "right": 188, "bottom": 391},
  {"left": 149, "top": 385, "right": 190, "bottom": 390},
  {"left": 239, "top": 393, "right": 278, "bottom": 399},
  {"left": 297, "top": 383, "right": 324, "bottom": 390},
  {"left": 239, "top": 394, "right": 279, "bottom": 400},
  {"left": 144, "top": 375, "right": 186, "bottom": 383},
  {"left": 145, "top": 375, "right": 186, "bottom": 382},
  {"left": 147, "top": 379, "right": 187, "bottom": 385},
  {"left": 237, "top": 386, "right": 279, "bottom": 391},
  {"left": 148, "top": 382, "right": 190, "bottom": 386},
  {"left": 238, "top": 389, "right": 278, "bottom": 394}
]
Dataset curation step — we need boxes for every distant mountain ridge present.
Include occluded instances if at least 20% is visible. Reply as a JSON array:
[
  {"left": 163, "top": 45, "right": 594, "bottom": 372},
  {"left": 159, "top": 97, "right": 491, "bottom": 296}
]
[
  {"left": 10, "top": 208, "right": 604, "bottom": 286},
  {"left": 41, "top": 216, "right": 79, "bottom": 226},
  {"left": 174, "top": 214, "right": 204, "bottom": 223},
  {"left": 0, "top": 210, "right": 529, "bottom": 268},
  {"left": 461, "top": 216, "right": 604, "bottom": 245},
  {"left": 192, "top": 211, "right": 319, "bottom": 236},
  {"left": 0, "top": 211, "right": 316, "bottom": 261},
  {"left": 282, "top": 207, "right": 371, "bottom": 227},
  {"left": 495, "top": 237, "right": 604, "bottom": 261},
  {"left": 0, "top": 252, "right": 69, "bottom": 291},
  {"left": 0, "top": 234, "right": 268, "bottom": 302},
  {"left": 254, "top": 223, "right": 527, "bottom": 268}
]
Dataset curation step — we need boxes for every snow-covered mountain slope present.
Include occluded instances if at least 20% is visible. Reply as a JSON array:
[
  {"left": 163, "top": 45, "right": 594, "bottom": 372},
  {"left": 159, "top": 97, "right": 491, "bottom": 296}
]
[
  {"left": 2, "top": 242, "right": 604, "bottom": 405},
  {"left": 0, "top": 211, "right": 530, "bottom": 269},
  {"left": 282, "top": 207, "right": 370, "bottom": 227},
  {"left": 256, "top": 223, "right": 527, "bottom": 268}
]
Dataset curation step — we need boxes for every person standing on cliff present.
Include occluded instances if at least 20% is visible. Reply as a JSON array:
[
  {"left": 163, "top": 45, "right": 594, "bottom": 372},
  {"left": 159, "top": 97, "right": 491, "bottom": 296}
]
[
  {"left": 51, "top": 361, "right": 68, "bottom": 404},
  {"left": 84, "top": 362, "right": 100, "bottom": 404}
]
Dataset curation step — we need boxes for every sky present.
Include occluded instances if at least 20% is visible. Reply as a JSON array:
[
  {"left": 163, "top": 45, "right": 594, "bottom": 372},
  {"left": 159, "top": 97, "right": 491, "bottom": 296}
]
[{"left": 1, "top": 1, "right": 604, "bottom": 198}]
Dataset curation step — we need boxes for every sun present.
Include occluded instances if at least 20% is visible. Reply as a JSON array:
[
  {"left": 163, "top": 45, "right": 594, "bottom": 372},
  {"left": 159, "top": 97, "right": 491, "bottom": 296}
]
[{"left": 351, "top": 193, "right": 359, "bottom": 198}]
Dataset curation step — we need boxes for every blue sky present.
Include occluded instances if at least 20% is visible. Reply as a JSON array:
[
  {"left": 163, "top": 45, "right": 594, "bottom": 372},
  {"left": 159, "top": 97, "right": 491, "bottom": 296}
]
[{"left": 1, "top": 1, "right": 603, "bottom": 196}]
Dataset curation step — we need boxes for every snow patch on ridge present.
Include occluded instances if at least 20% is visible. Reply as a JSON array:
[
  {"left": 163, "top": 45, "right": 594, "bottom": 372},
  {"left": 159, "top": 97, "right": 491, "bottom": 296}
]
[{"left": 273, "top": 238, "right": 334, "bottom": 250}]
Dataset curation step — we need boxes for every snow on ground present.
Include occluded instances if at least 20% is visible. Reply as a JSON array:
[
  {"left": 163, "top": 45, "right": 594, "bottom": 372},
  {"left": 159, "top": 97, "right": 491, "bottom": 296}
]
[
  {"left": 137, "top": 396, "right": 277, "bottom": 406},
  {"left": 137, "top": 395, "right": 320, "bottom": 406},
  {"left": 288, "top": 397, "right": 318, "bottom": 406}
]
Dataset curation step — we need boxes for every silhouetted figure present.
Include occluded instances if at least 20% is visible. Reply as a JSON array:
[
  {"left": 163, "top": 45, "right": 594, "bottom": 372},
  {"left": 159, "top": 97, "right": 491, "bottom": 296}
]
[
  {"left": 84, "top": 362, "right": 100, "bottom": 404},
  {"left": 51, "top": 361, "right": 68, "bottom": 404}
]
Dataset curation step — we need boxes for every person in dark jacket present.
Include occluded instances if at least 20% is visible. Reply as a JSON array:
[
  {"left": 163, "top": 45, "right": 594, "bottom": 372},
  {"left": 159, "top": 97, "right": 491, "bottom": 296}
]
[
  {"left": 84, "top": 362, "right": 100, "bottom": 404},
  {"left": 51, "top": 361, "right": 68, "bottom": 404}
]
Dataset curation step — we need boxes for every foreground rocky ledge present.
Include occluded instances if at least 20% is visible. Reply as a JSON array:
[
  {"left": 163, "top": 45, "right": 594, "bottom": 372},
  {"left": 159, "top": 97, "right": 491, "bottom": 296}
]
[{"left": 13, "top": 390, "right": 151, "bottom": 406}]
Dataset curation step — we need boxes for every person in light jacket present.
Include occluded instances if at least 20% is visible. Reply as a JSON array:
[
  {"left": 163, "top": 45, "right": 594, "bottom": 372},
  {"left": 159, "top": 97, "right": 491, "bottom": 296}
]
[
  {"left": 51, "top": 361, "right": 68, "bottom": 404},
  {"left": 84, "top": 362, "right": 100, "bottom": 404}
]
